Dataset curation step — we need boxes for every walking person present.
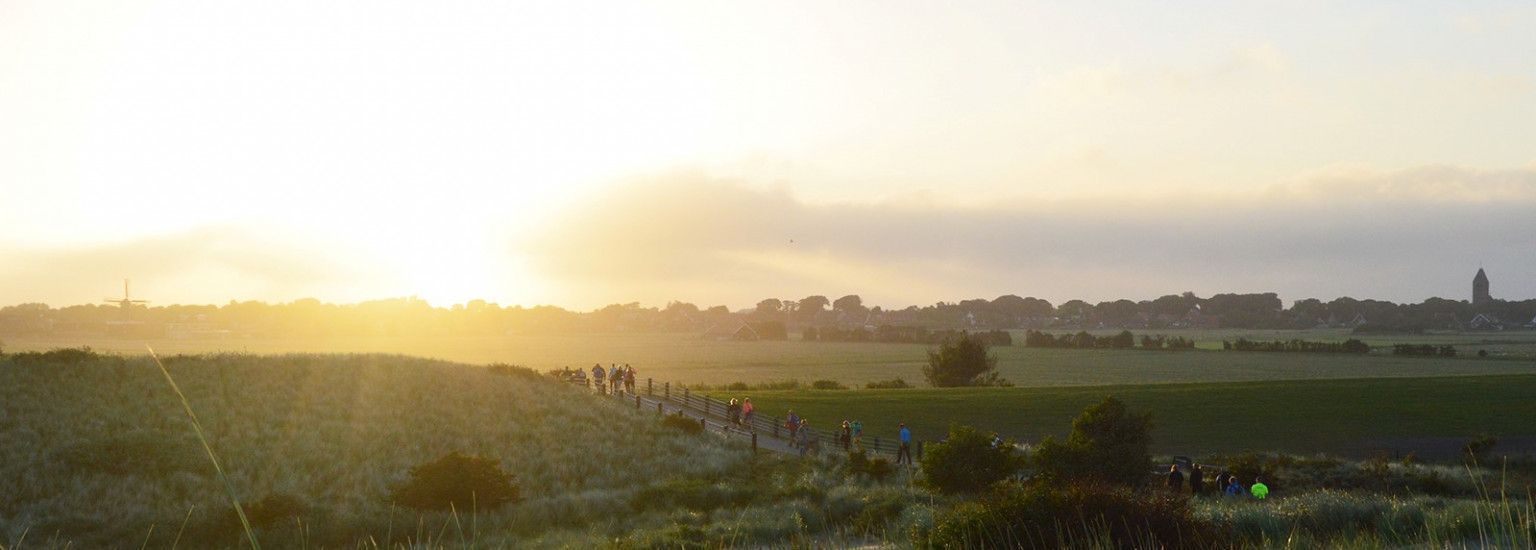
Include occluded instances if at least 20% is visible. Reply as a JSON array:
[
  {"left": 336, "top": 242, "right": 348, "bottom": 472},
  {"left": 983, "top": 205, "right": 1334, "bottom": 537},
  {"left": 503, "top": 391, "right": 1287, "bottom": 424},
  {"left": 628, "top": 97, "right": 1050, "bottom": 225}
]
[
  {"left": 1166, "top": 464, "right": 1184, "bottom": 493},
  {"left": 624, "top": 365, "right": 636, "bottom": 394},
  {"left": 1215, "top": 471, "right": 1232, "bottom": 495},
  {"left": 850, "top": 419, "right": 864, "bottom": 451},
  {"left": 741, "top": 398, "right": 754, "bottom": 427},
  {"left": 610, "top": 364, "right": 622, "bottom": 395},
  {"left": 1225, "top": 476, "right": 1245, "bottom": 498},
  {"left": 591, "top": 363, "right": 606, "bottom": 395},
  {"left": 786, "top": 410, "right": 801, "bottom": 446},
  {"left": 840, "top": 420, "right": 852, "bottom": 451},
  {"left": 1190, "top": 464, "right": 1205, "bottom": 495},
  {"left": 1250, "top": 477, "right": 1270, "bottom": 500},
  {"left": 728, "top": 398, "right": 741, "bottom": 425},
  {"left": 896, "top": 423, "right": 912, "bottom": 465}
]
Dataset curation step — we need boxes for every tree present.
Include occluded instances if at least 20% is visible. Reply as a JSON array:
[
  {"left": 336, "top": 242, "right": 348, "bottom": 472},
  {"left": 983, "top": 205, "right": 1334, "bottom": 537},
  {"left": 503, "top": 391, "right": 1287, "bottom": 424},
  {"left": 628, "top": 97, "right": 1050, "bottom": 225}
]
[
  {"left": 922, "top": 334, "right": 1007, "bottom": 387},
  {"left": 799, "top": 295, "right": 830, "bottom": 314},
  {"left": 833, "top": 295, "right": 866, "bottom": 315},
  {"left": 1057, "top": 299, "right": 1093, "bottom": 322},
  {"left": 921, "top": 424, "right": 1024, "bottom": 493},
  {"left": 755, "top": 298, "right": 783, "bottom": 315},
  {"left": 1034, "top": 396, "right": 1153, "bottom": 487}
]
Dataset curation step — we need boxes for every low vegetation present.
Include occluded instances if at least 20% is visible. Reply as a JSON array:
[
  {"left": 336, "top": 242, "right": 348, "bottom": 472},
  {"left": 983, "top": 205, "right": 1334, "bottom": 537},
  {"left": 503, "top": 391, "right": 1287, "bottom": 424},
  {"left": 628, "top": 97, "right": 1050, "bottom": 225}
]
[
  {"left": 5, "top": 351, "right": 1535, "bottom": 548},
  {"left": 922, "top": 334, "right": 1009, "bottom": 387}
]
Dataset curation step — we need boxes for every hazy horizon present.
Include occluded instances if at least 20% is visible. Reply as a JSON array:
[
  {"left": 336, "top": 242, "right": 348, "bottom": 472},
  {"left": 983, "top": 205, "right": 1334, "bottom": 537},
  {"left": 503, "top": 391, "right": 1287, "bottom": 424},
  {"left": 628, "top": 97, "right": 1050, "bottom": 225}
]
[{"left": 4, "top": 1, "right": 1534, "bottom": 308}]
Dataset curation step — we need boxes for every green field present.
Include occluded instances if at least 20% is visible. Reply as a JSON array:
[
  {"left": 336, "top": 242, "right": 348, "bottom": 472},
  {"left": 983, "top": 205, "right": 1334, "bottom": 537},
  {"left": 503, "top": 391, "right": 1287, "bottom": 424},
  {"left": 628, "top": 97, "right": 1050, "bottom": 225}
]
[
  {"left": 8, "top": 329, "right": 1536, "bottom": 388},
  {"left": 713, "top": 374, "right": 1536, "bottom": 458}
]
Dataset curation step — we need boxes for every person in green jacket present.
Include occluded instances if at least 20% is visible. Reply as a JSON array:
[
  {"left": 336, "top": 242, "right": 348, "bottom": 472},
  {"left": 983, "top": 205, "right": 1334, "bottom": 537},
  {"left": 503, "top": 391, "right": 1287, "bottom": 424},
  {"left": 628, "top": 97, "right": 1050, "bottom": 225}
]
[{"left": 1250, "top": 477, "right": 1270, "bottom": 500}]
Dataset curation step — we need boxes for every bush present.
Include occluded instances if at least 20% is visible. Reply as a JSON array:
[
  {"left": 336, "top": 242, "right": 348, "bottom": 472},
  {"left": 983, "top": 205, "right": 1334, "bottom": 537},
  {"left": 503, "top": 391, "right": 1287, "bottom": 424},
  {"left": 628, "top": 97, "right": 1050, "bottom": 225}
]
[
  {"left": 925, "top": 482, "right": 1209, "bottom": 549},
  {"left": 920, "top": 424, "right": 1024, "bottom": 493},
  {"left": 226, "top": 492, "right": 307, "bottom": 531},
  {"left": 661, "top": 413, "right": 704, "bottom": 434},
  {"left": 1034, "top": 396, "right": 1153, "bottom": 487},
  {"left": 864, "top": 378, "right": 912, "bottom": 389},
  {"left": 389, "top": 452, "right": 520, "bottom": 511},
  {"left": 847, "top": 450, "right": 896, "bottom": 482},
  {"left": 811, "top": 379, "right": 848, "bottom": 390},
  {"left": 922, "top": 335, "right": 1007, "bottom": 387},
  {"left": 1463, "top": 435, "right": 1498, "bottom": 463}
]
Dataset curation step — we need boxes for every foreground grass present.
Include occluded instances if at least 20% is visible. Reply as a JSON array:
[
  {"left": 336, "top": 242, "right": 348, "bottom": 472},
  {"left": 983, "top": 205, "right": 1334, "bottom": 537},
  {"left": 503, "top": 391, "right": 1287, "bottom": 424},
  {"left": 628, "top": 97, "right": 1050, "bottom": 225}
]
[
  {"left": 9, "top": 330, "right": 1536, "bottom": 388},
  {"left": 715, "top": 374, "right": 1536, "bottom": 457},
  {"left": 2, "top": 352, "right": 1533, "bottom": 548},
  {"left": 0, "top": 354, "right": 754, "bottom": 546}
]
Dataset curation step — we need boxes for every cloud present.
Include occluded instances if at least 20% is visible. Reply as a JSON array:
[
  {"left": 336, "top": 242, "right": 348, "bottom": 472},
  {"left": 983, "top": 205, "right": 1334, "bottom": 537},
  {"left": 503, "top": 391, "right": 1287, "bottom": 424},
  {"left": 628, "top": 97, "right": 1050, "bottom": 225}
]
[{"left": 525, "top": 167, "right": 1536, "bottom": 308}]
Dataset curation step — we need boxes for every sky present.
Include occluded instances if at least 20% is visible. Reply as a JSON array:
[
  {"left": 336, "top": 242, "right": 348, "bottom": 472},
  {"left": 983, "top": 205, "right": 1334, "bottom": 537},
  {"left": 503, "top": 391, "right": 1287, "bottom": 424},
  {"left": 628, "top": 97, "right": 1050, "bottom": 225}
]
[{"left": 1, "top": 0, "right": 1534, "bottom": 310}]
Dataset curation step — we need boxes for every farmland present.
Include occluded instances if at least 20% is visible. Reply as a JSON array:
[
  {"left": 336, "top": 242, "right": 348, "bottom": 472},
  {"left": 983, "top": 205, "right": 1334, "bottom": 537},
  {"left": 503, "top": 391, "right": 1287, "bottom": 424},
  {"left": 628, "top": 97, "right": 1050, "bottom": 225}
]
[
  {"left": 708, "top": 374, "right": 1536, "bottom": 458},
  {"left": 7, "top": 328, "right": 1536, "bottom": 388}
]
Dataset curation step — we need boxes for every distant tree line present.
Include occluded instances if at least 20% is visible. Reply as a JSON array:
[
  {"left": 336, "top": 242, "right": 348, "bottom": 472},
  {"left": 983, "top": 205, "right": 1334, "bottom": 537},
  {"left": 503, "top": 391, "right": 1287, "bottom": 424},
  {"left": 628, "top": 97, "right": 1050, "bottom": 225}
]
[
  {"left": 805, "top": 326, "right": 1012, "bottom": 346},
  {"left": 3, "top": 288, "right": 1534, "bottom": 338},
  {"left": 1222, "top": 338, "right": 1371, "bottom": 354},
  {"left": 1392, "top": 344, "right": 1457, "bottom": 357},
  {"left": 1024, "top": 330, "right": 1195, "bottom": 350}
]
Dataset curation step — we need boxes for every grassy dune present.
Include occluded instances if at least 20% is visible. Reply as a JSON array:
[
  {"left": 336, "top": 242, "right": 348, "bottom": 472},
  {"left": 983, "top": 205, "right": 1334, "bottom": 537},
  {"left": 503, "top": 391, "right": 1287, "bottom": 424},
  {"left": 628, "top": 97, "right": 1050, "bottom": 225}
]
[
  {"left": 718, "top": 374, "right": 1536, "bottom": 457},
  {"left": 0, "top": 354, "right": 757, "bottom": 547}
]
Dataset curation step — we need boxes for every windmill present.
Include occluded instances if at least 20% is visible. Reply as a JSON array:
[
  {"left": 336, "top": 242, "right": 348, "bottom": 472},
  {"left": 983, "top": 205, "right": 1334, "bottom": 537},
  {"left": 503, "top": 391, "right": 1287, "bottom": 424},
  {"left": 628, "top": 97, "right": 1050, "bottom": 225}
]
[{"left": 105, "top": 279, "right": 149, "bottom": 319}]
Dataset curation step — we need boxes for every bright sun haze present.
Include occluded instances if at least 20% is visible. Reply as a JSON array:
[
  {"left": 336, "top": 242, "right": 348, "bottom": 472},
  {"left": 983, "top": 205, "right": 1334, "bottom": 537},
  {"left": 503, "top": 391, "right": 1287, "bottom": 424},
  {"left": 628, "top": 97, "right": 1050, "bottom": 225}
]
[{"left": 2, "top": 1, "right": 1535, "bottom": 308}]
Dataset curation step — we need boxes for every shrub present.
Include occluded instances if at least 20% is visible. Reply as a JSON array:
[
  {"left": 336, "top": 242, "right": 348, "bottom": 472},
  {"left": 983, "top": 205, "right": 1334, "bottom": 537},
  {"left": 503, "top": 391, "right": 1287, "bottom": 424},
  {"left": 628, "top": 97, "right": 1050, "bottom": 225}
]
[
  {"left": 925, "top": 482, "right": 1209, "bottom": 549},
  {"left": 920, "top": 424, "right": 1024, "bottom": 493},
  {"left": 865, "top": 378, "right": 912, "bottom": 389},
  {"left": 847, "top": 450, "right": 896, "bottom": 482},
  {"left": 1034, "top": 396, "right": 1153, "bottom": 487},
  {"left": 811, "top": 379, "right": 848, "bottom": 390},
  {"left": 922, "top": 335, "right": 1007, "bottom": 387},
  {"left": 1463, "top": 434, "right": 1498, "bottom": 463},
  {"left": 226, "top": 492, "right": 307, "bottom": 530},
  {"left": 390, "top": 452, "right": 520, "bottom": 511},
  {"left": 661, "top": 413, "right": 705, "bottom": 434}
]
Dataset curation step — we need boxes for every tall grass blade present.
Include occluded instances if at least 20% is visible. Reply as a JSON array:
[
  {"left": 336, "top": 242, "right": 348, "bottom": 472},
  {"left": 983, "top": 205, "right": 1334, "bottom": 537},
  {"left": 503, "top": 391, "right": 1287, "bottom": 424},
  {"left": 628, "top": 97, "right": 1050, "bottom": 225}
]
[
  {"left": 171, "top": 505, "right": 195, "bottom": 550},
  {"left": 147, "top": 345, "right": 262, "bottom": 550}
]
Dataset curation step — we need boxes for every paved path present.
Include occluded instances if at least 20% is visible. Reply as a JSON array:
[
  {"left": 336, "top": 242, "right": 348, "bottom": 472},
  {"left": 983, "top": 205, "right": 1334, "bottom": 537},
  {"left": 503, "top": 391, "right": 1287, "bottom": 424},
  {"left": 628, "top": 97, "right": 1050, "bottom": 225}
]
[{"left": 582, "top": 383, "right": 832, "bottom": 456}]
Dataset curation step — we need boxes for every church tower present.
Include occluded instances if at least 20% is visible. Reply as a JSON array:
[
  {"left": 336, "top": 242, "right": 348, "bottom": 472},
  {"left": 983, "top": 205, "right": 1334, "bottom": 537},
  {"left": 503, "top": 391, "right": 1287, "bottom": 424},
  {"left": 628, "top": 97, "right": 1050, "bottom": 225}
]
[{"left": 1473, "top": 268, "right": 1491, "bottom": 306}]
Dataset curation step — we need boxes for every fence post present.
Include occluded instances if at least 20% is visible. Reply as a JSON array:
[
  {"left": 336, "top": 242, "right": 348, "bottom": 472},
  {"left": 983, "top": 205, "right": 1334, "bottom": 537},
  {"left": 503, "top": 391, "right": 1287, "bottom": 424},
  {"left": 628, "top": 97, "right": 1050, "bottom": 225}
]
[
  {"left": 647, "top": 378, "right": 653, "bottom": 396},
  {"left": 684, "top": 388, "right": 689, "bottom": 402},
  {"left": 752, "top": 432, "right": 758, "bottom": 453},
  {"left": 635, "top": 395, "right": 640, "bottom": 409},
  {"left": 917, "top": 441, "right": 924, "bottom": 460},
  {"left": 699, "top": 417, "right": 706, "bottom": 431},
  {"left": 656, "top": 402, "right": 662, "bottom": 415},
  {"left": 665, "top": 382, "right": 670, "bottom": 400},
  {"left": 874, "top": 436, "right": 881, "bottom": 452},
  {"left": 773, "top": 418, "right": 780, "bottom": 438}
]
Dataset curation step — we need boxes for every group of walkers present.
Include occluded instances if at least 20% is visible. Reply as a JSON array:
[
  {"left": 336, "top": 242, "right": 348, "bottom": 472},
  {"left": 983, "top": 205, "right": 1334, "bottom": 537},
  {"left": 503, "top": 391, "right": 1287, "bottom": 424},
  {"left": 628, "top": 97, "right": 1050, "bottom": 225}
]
[
  {"left": 725, "top": 397, "right": 755, "bottom": 426},
  {"left": 586, "top": 363, "right": 636, "bottom": 395},
  {"left": 1165, "top": 463, "right": 1270, "bottom": 499},
  {"left": 568, "top": 367, "right": 921, "bottom": 465}
]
